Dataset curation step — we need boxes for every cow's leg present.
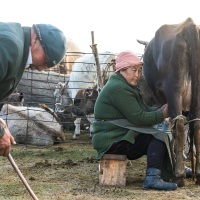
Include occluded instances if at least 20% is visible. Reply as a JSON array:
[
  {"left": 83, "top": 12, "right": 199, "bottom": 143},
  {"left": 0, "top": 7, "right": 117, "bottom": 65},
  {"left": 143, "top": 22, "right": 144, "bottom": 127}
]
[
  {"left": 86, "top": 114, "right": 95, "bottom": 138},
  {"left": 194, "top": 121, "right": 200, "bottom": 184},
  {"left": 72, "top": 117, "right": 81, "bottom": 139},
  {"left": 174, "top": 118, "right": 185, "bottom": 187}
]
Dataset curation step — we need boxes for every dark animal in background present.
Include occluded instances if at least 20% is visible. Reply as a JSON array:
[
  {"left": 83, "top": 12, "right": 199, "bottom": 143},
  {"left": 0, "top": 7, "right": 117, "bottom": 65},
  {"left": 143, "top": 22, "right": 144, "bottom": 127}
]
[
  {"left": 53, "top": 82, "right": 90, "bottom": 133},
  {"left": 72, "top": 87, "right": 98, "bottom": 116},
  {"left": 72, "top": 86, "right": 98, "bottom": 138}
]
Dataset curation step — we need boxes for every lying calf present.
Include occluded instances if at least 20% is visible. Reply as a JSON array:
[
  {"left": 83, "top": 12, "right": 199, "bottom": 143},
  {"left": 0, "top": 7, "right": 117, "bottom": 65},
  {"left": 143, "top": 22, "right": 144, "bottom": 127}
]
[{"left": 0, "top": 104, "right": 65, "bottom": 146}]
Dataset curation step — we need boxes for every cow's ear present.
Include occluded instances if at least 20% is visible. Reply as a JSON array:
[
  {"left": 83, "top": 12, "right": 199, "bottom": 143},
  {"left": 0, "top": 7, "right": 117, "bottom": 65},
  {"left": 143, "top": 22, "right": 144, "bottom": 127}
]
[
  {"left": 56, "top": 82, "right": 64, "bottom": 89},
  {"left": 85, "top": 89, "right": 93, "bottom": 97}
]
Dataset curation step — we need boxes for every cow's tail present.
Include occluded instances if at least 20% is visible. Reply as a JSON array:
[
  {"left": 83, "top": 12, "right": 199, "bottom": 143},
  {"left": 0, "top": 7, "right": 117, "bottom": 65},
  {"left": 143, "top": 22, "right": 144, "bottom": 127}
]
[{"left": 187, "top": 22, "right": 200, "bottom": 177}]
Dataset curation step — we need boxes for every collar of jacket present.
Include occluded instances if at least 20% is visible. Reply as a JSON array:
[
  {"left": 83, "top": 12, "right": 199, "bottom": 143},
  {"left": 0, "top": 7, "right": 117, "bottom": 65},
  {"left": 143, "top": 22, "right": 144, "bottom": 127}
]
[{"left": 113, "top": 73, "right": 140, "bottom": 90}]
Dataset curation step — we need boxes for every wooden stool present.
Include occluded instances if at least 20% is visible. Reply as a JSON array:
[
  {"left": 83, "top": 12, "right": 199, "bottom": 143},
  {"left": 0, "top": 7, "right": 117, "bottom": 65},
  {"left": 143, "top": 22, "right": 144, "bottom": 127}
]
[{"left": 99, "top": 154, "right": 127, "bottom": 186}]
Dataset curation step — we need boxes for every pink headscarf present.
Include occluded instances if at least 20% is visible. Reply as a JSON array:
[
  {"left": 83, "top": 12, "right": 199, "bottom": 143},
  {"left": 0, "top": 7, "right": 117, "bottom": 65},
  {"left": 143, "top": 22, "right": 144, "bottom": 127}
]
[{"left": 115, "top": 50, "right": 143, "bottom": 73}]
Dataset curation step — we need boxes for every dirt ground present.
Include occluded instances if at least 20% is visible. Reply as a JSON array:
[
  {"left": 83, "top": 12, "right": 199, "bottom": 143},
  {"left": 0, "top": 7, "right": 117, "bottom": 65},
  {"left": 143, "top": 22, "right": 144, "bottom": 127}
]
[{"left": 0, "top": 131, "right": 200, "bottom": 200}]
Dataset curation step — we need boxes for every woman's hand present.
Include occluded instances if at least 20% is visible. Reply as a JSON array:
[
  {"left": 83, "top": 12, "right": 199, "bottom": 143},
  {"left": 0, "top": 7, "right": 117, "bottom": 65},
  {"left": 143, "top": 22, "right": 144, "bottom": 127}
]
[
  {"left": 160, "top": 104, "right": 169, "bottom": 118},
  {"left": 0, "top": 118, "right": 16, "bottom": 156}
]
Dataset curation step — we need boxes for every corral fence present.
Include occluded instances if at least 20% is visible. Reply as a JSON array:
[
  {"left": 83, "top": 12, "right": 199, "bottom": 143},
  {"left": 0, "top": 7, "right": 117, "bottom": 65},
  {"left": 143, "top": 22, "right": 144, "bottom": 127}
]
[{"left": 0, "top": 51, "right": 143, "bottom": 145}]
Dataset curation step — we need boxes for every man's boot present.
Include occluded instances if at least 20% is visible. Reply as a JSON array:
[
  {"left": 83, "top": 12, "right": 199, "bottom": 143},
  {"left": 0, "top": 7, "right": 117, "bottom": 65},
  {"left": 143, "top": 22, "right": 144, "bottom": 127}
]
[{"left": 143, "top": 168, "right": 177, "bottom": 190}]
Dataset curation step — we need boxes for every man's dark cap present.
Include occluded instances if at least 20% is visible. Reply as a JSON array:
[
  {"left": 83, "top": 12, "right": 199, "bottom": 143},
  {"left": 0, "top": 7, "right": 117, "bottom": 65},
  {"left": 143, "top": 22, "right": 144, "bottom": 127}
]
[{"left": 33, "top": 24, "right": 67, "bottom": 68}]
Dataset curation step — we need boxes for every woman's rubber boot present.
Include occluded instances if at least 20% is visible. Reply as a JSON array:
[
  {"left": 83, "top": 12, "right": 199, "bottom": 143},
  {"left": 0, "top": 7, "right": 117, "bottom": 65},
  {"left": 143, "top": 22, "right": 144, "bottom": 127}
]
[
  {"left": 185, "top": 166, "right": 192, "bottom": 178},
  {"left": 143, "top": 168, "right": 177, "bottom": 190}
]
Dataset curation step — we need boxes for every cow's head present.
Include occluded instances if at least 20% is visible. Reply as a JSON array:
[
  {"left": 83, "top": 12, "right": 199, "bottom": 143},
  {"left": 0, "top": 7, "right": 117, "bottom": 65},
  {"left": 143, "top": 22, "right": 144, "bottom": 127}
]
[
  {"left": 53, "top": 82, "right": 73, "bottom": 113},
  {"left": 8, "top": 92, "right": 24, "bottom": 106},
  {"left": 72, "top": 87, "right": 98, "bottom": 116},
  {"left": 0, "top": 91, "right": 24, "bottom": 111}
]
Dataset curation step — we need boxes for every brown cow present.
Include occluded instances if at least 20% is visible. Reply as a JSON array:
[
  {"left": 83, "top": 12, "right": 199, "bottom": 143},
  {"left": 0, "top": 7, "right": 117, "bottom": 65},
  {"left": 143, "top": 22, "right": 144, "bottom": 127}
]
[{"left": 72, "top": 86, "right": 98, "bottom": 139}]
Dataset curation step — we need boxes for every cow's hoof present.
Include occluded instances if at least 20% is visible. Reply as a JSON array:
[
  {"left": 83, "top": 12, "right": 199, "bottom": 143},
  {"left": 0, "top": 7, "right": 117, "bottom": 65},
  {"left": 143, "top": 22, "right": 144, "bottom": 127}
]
[
  {"left": 72, "top": 136, "right": 78, "bottom": 140},
  {"left": 174, "top": 177, "right": 185, "bottom": 187}
]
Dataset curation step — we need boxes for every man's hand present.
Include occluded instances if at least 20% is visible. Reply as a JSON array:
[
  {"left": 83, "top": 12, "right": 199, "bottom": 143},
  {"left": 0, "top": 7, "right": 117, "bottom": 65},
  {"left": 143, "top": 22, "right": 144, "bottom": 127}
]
[{"left": 0, "top": 118, "right": 16, "bottom": 157}]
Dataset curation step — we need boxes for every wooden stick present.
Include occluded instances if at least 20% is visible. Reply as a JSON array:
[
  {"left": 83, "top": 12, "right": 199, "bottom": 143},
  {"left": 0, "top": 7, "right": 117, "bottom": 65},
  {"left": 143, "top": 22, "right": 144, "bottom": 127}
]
[
  {"left": 7, "top": 153, "right": 39, "bottom": 200},
  {"left": 90, "top": 31, "right": 103, "bottom": 90}
]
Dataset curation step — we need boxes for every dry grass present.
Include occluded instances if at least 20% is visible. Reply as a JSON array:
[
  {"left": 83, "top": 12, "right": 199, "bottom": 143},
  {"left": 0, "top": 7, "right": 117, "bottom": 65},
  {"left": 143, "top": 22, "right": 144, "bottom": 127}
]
[{"left": 0, "top": 131, "right": 199, "bottom": 200}]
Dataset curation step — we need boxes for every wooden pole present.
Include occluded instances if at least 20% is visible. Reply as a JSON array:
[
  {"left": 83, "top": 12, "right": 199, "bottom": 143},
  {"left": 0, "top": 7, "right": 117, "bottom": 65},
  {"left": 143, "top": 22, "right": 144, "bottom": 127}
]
[
  {"left": 90, "top": 31, "right": 103, "bottom": 91},
  {"left": 7, "top": 154, "right": 39, "bottom": 200}
]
